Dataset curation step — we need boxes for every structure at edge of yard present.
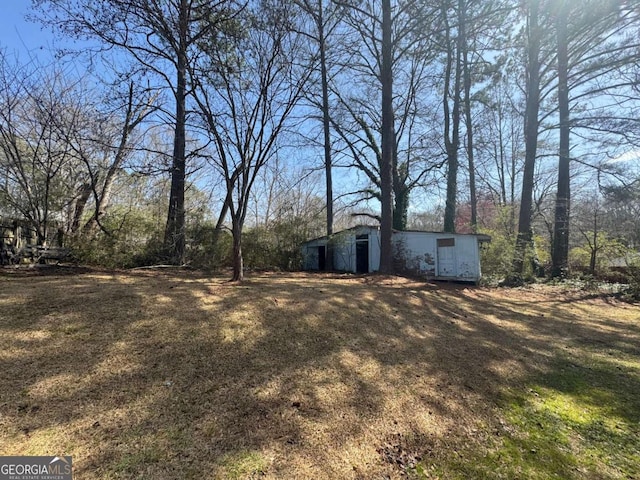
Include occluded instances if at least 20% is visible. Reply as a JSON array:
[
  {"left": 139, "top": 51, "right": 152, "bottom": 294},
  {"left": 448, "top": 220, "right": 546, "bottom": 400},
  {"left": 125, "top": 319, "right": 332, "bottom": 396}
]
[
  {"left": 1, "top": 217, "right": 68, "bottom": 265},
  {"left": 301, "top": 225, "right": 491, "bottom": 282}
]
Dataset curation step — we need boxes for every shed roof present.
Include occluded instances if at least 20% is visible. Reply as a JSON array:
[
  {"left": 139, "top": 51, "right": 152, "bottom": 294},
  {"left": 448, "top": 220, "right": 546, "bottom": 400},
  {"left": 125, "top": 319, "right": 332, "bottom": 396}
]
[{"left": 302, "top": 226, "right": 491, "bottom": 246}]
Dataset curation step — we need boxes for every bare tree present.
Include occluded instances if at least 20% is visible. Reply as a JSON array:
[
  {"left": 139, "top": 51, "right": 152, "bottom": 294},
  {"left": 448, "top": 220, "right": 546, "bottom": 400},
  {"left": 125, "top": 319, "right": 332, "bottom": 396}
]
[
  {"left": 458, "top": 0, "right": 513, "bottom": 232},
  {"left": 63, "top": 81, "right": 159, "bottom": 236},
  {"left": 0, "top": 54, "right": 83, "bottom": 245},
  {"left": 474, "top": 72, "right": 525, "bottom": 227},
  {"left": 440, "top": 0, "right": 463, "bottom": 233},
  {"left": 294, "top": 0, "right": 343, "bottom": 239},
  {"left": 511, "top": 0, "right": 547, "bottom": 277},
  {"left": 551, "top": 0, "right": 570, "bottom": 277},
  {"left": 193, "top": 0, "right": 309, "bottom": 281},
  {"left": 550, "top": 0, "right": 640, "bottom": 277},
  {"left": 32, "top": 0, "right": 242, "bottom": 264},
  {"left": 379, "top": 0, "right": 395, "bottom": 272},
  {"left": 332, "top": 0, "right": 440, "bottom": 237}
]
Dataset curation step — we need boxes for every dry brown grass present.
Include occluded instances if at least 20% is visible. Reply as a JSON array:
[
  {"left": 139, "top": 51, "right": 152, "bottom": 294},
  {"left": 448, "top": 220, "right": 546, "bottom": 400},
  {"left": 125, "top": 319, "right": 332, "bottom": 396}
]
[{"left": 0, "top": 268, "right": 638, "bottom": 479}]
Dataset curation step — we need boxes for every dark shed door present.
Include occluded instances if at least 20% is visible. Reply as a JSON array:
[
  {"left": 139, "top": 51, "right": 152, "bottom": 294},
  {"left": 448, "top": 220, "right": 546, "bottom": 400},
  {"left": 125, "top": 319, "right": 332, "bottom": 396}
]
[
  {"left": 318, "top": 245, "right": 326, "bottom": 271},
  {"left": 356, "top": 234, "right": 369, "bottom": 273}
]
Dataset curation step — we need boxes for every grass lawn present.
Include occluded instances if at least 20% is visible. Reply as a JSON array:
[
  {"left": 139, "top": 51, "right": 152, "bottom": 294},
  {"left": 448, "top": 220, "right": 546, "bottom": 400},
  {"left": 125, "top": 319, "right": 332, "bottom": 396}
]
[{"left": 1, "top": 268, "right": 638, "bottom": 479}]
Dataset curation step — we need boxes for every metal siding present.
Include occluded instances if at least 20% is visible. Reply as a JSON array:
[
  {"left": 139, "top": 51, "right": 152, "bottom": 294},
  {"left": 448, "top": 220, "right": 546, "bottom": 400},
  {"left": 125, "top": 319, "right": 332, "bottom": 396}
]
[
  {"left": 454, "top": 236, "right": 479, "bottom": 280},
  {"left": 370, "top": 230, "right": 381, "bottom": 272},
  {"left": 302, "top": 229, "right": 483, "bottom": 281},
  {"left": 394, "top": 232, "right": 481, "bottom": 282},
  {"left": 394, "top": 232, "right": 437, "bottom": 278},
  {"left": 333, "top": 234, "right": 354, "bottom": 272},
  {"left": 437, "top": 242, "right": 457, "bottom": 277}
]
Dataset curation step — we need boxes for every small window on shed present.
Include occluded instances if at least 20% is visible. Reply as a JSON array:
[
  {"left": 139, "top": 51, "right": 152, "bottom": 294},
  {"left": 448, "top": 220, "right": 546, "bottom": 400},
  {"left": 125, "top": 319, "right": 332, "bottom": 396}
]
[
  {"left": 356, "top": 234, "right": 368, "bottom": 241},
  {"left": 437, "top": 238, "right": 455, "bottom": 247}
]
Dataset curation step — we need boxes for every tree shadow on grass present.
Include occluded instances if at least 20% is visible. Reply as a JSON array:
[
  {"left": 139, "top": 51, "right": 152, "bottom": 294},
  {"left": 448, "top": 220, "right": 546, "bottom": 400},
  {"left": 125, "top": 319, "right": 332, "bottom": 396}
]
[
  {"left": 1, "top": 271, "right": 638, "bottom": 479},
  {"left": 420, "top": 287, "right": 640, "bottom": 479}
]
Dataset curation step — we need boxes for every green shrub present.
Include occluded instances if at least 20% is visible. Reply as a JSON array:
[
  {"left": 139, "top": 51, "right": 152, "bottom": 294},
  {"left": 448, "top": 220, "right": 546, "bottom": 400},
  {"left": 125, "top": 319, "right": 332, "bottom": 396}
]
[
  {"left": 186, "top": 223, "right": 233, "bottom": 270},
  {"left": 481, "top": 228, "right": 548, "bottom": 282},
  {"left": 241, "top": 216, "right": 322, "bottom": 271},
  {"left": 568, "top": 232, "right": 627, "bottom": 276},
  {"left": 71, "top": 207, "right": 165, "bottom": 268}
]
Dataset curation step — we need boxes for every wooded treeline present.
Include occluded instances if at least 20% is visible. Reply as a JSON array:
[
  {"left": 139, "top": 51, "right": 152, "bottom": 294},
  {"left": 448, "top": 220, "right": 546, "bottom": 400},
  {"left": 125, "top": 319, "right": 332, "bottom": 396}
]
[{"left": 0, "top": 0, "right": 639, "bottom": 282}]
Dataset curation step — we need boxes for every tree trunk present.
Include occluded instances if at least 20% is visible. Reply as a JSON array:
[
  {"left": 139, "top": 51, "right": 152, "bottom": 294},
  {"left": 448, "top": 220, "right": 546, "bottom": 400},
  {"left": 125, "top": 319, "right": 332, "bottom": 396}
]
[
  {"left": 231, "top": 216, "right": 243, "bottom": 282},
  {"left": 379, "top": 0, "right": 394, "bottom": 274},
  {"left": 512, "top": 0, "right": 541, "bottom": 276},
  {"left": 461, "top": 1, "right": 477, "bottom": 232},
  {"left": 84, "top": 157, "right": 121, "bottom": 236},
  {"left": 71, "top": 182, "right": 92, "bottom": 234},
  {"left": 164, "top": 0, "right": 188, "bottom": 265},
  {"left": 85, "top": 82, "right": 147, "bottom": 237},
  {"left": 318, "top": 0, "right": 334, "bottom": 270},
  {"left": 589, "top": 248, "right": 597, "bottom": 275},
  {"left": 318, "top": 0, "right": 333, "bottom": 238},
  {"left": 212, "top": 196, "right": 230, "bottom": 250},
  {"left": 11, "top": 221, "right": 22, "bottom": 250},
  {"left": 443, "top": 1, "right": 462, "bottom": 234},
  {"left": 393, "top": 188, "right": 409, "bottom": 231},
  {"left": 510, "top": 120, "right": 517, "bottom": 232},
  {"left": 551, "top": 3, "right": 570, "bottom": 278},
  {"left": 589, "top": 224, "right": 597, "bottom": 275},
  {"left": 89, "top": 165, "right": 117, "bottom": 233}
]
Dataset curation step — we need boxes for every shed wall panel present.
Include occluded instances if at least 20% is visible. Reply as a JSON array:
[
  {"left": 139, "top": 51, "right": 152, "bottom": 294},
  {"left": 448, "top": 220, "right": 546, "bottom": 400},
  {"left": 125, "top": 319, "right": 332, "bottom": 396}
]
[{"left": 301, "top": 229, "right": 484, "bottom": 281}]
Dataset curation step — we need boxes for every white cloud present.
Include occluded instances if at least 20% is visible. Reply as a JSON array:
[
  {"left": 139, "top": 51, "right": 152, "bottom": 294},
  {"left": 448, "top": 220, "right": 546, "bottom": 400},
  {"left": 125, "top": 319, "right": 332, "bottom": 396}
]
[{"left": 607, "top": 149, "right": 640, "bottom": 163}]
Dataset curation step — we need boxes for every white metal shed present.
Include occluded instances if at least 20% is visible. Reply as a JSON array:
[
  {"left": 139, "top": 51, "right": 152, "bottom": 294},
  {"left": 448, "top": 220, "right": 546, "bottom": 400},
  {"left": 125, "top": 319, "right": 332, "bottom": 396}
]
[{"left": 302, "top": 226, "right": 490, "bottom": 282}]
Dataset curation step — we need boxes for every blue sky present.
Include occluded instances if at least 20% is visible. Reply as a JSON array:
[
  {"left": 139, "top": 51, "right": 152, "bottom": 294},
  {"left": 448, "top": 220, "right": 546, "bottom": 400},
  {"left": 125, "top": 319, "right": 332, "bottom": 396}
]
[{"left": 0, "top": 2, "right": 58, "bottom": 58}]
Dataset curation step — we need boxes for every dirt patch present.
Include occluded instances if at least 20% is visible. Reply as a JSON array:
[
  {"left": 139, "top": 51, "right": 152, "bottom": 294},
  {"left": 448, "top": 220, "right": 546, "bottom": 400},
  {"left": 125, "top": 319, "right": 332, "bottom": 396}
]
[{"left": 1, "top": 271, "right": 637, "bottom": 479}]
